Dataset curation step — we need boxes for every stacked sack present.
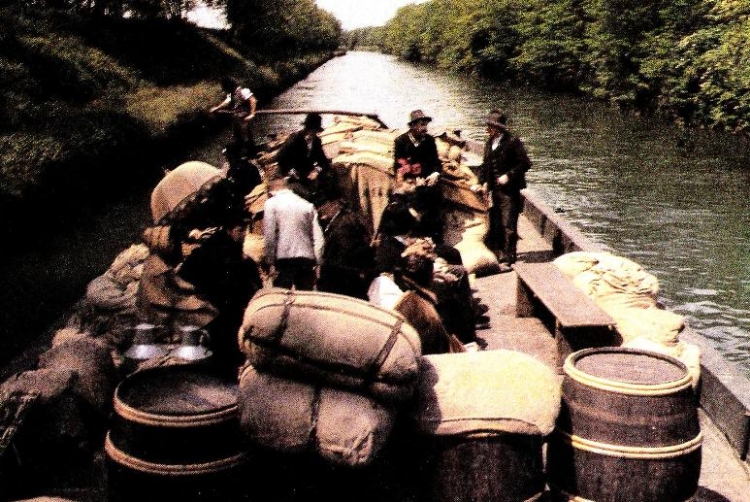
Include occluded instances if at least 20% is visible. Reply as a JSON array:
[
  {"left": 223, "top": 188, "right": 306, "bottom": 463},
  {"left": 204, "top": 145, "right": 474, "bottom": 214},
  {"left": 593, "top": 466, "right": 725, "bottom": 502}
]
[
  {"left": 330, "top": 128, "right": 400, "bottom": 234},
  {"left": 237, "top": 288, "right": 422, "bottom": 467},
  {"left": 554, "top": 251, "right": 701, "bottom": 387},
  {"left": 80, "top": 243, "right": 150, "bottom": 337}
]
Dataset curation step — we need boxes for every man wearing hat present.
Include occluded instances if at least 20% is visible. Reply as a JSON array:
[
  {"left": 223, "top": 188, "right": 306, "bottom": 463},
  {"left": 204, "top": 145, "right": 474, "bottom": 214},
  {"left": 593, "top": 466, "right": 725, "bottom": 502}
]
[
  {"left": 473, "top": 109, "right": 532, "bottom": 272},
  {"left": 276, "top": 112, "right": 333, "bottom": 201},
  {"left": 393, "top": 109, "right": 444, "bottom": 242}
]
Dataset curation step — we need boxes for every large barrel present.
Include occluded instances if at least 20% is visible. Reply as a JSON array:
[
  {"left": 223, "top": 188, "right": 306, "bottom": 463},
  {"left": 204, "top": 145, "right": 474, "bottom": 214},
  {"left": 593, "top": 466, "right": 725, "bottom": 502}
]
[
  {"left": 105, "top": 365, "right": 247, "bottom": 501},
  {"left": 412, "top": 351, "right": 561, "bottom": 502},
  {"left": 548, "top": 347, "right": 702, "bottom": 502}
]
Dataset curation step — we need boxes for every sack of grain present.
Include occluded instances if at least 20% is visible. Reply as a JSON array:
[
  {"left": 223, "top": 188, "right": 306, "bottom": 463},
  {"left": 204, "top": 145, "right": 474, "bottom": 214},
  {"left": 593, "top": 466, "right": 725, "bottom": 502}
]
[
  {"left": 238, "top": 365, "right": 394, "bottom": 467},
  {"left": 443, "top": 206, "right": 499, "bottom": 275},
  {"left": 239, "top": 289, "right": 421, "bottom": 403}
]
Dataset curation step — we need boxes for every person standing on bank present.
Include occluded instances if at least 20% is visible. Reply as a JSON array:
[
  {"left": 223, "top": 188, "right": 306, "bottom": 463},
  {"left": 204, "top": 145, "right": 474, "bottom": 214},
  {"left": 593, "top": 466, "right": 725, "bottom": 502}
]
[
  {"left": 263, "top": 174, "right": 325, "bottom": 290},
  {"left": 210, "top": 77, "right": 258, "bottom": 158},
  {"left": 473, "top": 109, "right": 532, "bottom": 273},
  {"left": 276, "top": 113, "right": 334, "bottom": 202},
  {"left": 393, "top": 109, "right": 444, "bottom": 243}
]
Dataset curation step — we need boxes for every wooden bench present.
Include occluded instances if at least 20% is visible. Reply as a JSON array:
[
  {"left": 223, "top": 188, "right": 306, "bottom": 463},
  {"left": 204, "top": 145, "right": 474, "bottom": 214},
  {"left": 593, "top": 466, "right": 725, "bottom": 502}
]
[{"left": 514, "top": 262, "right": 619, "bottom": 367}]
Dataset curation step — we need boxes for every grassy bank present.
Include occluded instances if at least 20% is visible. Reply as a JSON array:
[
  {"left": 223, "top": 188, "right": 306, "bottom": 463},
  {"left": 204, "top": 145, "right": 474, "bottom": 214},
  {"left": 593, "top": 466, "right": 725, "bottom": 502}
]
[{"left": 0, "top": 5, "right": 335, "bottom": 243}]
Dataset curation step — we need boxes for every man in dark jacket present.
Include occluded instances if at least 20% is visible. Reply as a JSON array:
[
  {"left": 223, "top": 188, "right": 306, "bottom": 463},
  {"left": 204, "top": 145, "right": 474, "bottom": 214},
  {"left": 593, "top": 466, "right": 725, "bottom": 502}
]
[
  {"left": 315, "top": 187, "right": 375, "bottom": 300},
  {"left": 393, "top": 109, "right": 444, "bottom": 242},
  {"left": 474, "top": 109, "right": 532, "bottom": 272},
  {"left": 276, "top": 113, "right": 333, "bottom": 201}
]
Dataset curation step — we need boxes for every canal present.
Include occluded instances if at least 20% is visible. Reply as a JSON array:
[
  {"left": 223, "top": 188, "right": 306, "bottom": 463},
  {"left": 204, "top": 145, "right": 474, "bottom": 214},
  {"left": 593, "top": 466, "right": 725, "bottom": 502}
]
[{"left": 2, "top": 50, "right": 748, "bottom": 377}]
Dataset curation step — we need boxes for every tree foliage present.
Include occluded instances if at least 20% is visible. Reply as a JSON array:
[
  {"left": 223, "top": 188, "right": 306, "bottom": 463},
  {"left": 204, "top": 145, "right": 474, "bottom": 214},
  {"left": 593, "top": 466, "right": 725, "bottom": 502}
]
[
  {"left": 19, "top": 0, "right": 343, "bottom": 60},
  {"left": 375, "top": 0, "right": 750, "bottom": 134}
]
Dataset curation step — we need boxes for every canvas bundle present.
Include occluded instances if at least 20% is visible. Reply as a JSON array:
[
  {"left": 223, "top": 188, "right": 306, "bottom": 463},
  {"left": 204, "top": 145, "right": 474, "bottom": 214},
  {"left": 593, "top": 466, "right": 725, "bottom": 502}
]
[
  {"left": 239, "top": 289, "right": 422, "bottom": 403},
  {"left": 412, "top": 350, "right": 561, "bottom": 437},
  {"left": 238, "top": 365, "right": 394, "bottom": 467}
]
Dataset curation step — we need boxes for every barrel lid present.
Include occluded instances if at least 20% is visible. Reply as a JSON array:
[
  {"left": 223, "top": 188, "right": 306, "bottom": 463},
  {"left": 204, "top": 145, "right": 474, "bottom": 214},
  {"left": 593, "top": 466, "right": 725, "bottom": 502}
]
[
  {"left": 115, "top": 366, "right": 237, "bottom": 419},
  {"left": 565, "top": 347, "right": 692, "bottom": 395}
]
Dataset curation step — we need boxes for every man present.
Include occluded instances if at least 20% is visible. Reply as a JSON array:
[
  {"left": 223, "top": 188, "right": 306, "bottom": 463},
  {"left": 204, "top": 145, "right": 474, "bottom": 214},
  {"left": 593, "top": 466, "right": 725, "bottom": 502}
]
[
  {"left": 315, "top": 186, "right": 374, "bottom": 300},
  {"left": 392, "top": 109, "right": 443, "bottom": 243},
  {"left": 210, "top": 77, "right": 258, "bottom": 157},
  {"left": 275, "top": 112, "right": 333, "bottom": 201},
  {"left": 263, "top": 175, "right": 325, "bottom": 290},
  {"left": 474, "top": 109, "right": 532, "bottom": 272}
]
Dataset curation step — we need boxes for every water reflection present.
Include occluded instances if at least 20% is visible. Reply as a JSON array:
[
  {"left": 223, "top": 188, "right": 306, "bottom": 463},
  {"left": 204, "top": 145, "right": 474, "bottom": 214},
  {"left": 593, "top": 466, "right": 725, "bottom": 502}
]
[{"left": 258, "top": 51, "right": 750, "bottom": 375}]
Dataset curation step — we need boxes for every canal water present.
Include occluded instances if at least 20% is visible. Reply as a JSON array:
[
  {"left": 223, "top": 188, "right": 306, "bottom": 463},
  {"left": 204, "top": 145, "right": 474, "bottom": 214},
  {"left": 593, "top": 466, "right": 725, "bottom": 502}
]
[{"left": 3, "top": 51, "right": 748, "bottom": 377}]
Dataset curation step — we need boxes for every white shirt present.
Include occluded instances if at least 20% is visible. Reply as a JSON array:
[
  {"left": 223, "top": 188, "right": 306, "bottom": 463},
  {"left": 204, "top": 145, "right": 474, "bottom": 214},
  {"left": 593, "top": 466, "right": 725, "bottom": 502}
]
[{"left": 263, "top": 189, "right": 324, "bottom": 264}]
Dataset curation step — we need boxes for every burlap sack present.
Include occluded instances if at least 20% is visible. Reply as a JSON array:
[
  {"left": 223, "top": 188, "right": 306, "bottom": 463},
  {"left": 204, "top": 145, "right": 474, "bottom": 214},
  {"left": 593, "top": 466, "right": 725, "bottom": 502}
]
[
  {"left": 443, "top": 206, "right": 499, "bottom": 275},
  {"left": 340, "top": 159, "right": 393, "bottom": 234},
  {"left": 0, "top": 369, "right": 88, "bottom": 447},
  {"left": 411, "top": 350, "right": 561, "bottom": 437},
  {"left": 351, "top": 129, "right": 399, "bottom": 146},
  {"left": 38, "top": 336, "right": 116, "bottom": 414},
  {"left": 611, "top": 306, "right": 685, "bottom": 344},
  {"left": 238, "top": 365, "right": 394, "bottom": 467},
  {"left": 624, "top": 336, "right": 701, "bottom": 389},
  {"left": 335, "top": 151, "right": 393, "bottom": 175},
  {"left": 149, "top": 161, "right": 222, "bottom": 223},
  {"left": 332, "top": 115, "right": 384, "bottom": 131},
  {"left": 338, "top": 140, "right": 393, "bottom": 157},
  {"left": 242, "top": 231, "right": 264, "bottom": 264},
  {"left": 239, "top": 289, "right": 421, "bottom": 403}
]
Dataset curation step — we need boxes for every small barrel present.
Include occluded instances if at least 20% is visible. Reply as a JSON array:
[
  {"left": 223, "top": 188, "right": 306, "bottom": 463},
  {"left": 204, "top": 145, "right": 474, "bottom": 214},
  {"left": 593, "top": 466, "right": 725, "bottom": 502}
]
[
  {"left": 548, "top": 347, "right": 702, "bottom": 502},
  {"left": 106, "top": 365, "right": 247, "bottom": 501}
]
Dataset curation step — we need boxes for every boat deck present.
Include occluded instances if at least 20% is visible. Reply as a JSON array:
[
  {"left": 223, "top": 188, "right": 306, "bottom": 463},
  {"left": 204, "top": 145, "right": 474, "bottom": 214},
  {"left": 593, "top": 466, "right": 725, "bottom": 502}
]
[{"left": 475, "top": 215, "right": 750, "bottom": 502}]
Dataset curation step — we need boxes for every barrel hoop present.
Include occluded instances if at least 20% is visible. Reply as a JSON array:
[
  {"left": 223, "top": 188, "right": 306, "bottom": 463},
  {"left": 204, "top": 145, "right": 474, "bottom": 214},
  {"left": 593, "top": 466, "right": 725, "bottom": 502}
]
[
  {"left": 556, "top": 429, "right": 703, "bottom": 460},
  {"left": 563, "top": 354, "right": 692, "bottom": 396},
  {"left": 549, "top": 483, "right": 695, "bottom": 502},
  {"left": 114, "top": 398, "right": 237, "bottom": 428},
  {"left": 105, "top": 433, "right": 245, "bottom": 476}
]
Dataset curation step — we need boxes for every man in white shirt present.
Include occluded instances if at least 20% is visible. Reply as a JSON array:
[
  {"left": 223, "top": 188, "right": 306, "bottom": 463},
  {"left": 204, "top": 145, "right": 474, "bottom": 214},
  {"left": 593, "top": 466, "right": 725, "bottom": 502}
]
[
  {"left": 210, "top": 77, "right": 258, "bottom": 157},
  {"left": 263, "top": 175, "right": 325, "bottom": 290}
]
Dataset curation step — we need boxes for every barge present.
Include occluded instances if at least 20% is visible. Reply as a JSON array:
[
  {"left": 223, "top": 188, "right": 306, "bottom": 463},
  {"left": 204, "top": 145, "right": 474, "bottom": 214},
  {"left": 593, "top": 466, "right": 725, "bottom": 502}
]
[{"left": 0, "top": 112, "right": 748, "bottom": 501}]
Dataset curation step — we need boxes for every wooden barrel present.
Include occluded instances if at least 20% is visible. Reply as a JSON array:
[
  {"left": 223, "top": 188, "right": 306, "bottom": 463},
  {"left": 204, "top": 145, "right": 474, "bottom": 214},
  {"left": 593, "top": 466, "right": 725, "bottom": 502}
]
[
  {"left": 105, "top": 365, "right": 247, "bottom": 502},
  {"left": 425, "top": 432, "right": 545, "bottom": 502},
  {"left": 548, "top": 347, "right": 702, "bottom": 502}
]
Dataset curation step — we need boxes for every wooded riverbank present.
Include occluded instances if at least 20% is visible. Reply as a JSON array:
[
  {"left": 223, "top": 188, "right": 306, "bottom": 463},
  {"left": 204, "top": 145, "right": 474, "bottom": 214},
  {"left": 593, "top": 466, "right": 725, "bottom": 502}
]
[
  {"left": 348, "top": 0, "right": 750, "bottom": 137},
  {"left": 0, "top": 4, "right": 340, "bottom": 244}
]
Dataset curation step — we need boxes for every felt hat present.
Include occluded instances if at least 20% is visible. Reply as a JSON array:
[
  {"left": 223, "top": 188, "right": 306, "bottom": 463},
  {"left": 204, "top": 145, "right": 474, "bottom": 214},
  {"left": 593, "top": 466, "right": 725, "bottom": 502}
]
[
  {"left": 486, "top": 109, "right": 508, "bottom": 130},
  {"left": 303, "top": 113, "right": 324, "bottom": 131},
  {"left": 408, "top": 109, "right": 432, "bottom": 126}
]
